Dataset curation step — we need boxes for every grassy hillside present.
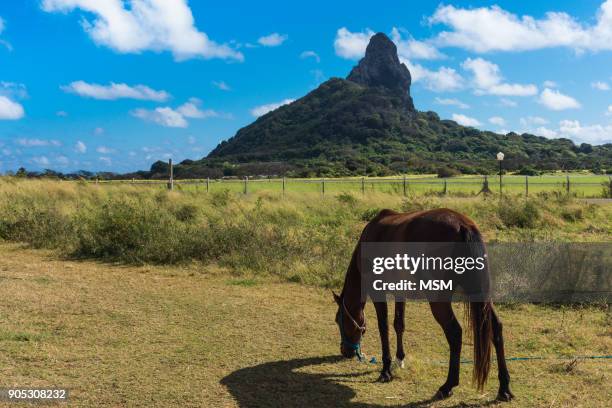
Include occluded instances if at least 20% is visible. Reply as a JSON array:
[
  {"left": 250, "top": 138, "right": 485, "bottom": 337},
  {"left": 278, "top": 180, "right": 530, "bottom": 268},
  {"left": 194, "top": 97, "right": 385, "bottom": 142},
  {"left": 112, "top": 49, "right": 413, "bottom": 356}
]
[{"left": 153, "top": 78, "right": 612, "bottom": 179}]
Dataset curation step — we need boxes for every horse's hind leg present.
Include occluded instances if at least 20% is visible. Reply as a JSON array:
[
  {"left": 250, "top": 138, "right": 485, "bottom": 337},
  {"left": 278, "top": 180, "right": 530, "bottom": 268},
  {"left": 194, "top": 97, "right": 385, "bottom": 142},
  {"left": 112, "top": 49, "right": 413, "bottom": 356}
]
[
  {"left": 393, "top": 301, "right": 406, "bottom": 368},
  {"left": 430, "top": 302, "right": 462, "bottom": 399},
  {"left": 374, "top": 301, "right": 393, "bottom": 382},
  {"left": 491, "top": 307, "right": 514, "bottom": 401}
]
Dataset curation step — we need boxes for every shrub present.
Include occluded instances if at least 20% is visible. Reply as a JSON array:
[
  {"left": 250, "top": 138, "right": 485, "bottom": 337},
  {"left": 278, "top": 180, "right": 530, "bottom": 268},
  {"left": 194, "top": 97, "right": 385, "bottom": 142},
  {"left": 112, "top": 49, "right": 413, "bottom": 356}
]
[
  {"left": 517, "top": 166, "right": 540, "bottom": 176},
  {"left": 497, "top": 200, "right": 541, "bottom": 228},
  {"left": 337, "top": 192, "right": 358, "bottom": 207},
  {"left": 561, "top": 208, "right": 584, "bottom": 222},
  {"left": 209, "top": 189, "right": 232, "bottom": 207},
  {"left": 437, "top": 166, "right": 460, "bottom": 178}
]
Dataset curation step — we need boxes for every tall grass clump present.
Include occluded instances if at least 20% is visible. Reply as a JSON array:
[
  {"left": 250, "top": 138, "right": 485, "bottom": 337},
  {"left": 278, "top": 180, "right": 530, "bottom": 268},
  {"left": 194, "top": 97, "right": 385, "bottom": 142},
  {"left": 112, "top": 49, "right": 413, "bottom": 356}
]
[
  {"left": 497, "top": 200, "right": 541, "bottom": 228},
  {"left": 0, "top": 178, "right": 609, "bottom": 286}
]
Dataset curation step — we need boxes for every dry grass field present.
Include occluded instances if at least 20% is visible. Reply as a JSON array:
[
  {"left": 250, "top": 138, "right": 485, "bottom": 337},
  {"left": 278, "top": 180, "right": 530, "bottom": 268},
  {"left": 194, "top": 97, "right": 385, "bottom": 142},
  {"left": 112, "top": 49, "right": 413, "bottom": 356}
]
[{"left": 0, "top": 244, "right": 610, "bottom": 407}]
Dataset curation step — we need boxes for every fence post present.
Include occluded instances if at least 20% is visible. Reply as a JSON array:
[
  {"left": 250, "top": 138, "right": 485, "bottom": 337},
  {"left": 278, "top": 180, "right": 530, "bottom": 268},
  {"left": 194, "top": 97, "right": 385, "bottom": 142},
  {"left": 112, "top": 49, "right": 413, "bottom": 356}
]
[
  {"left": 443, "top": 179, "right": 447, "bottom": 195},
  {"left": 361, "top": 177, "right": 365, "bottom": 195},
  {"left": 566, "top": 175, "right": 570, "bottom": 194},
  {"left": 244, "top": 176, "right": 248, "bottom": 195},
  {"left": 478, "top": 175, "right": 492, "bottom": 195},
  {"left": 282, "top": 177, "right": 286, "bottom": 197},
  {"left": 168, "top": 159, "right": 174, "bottom": 190},
  {"left": 525, "top": 175, "right": 529, "bottom": 197},
  {"left": 403, "top": 175, "right": 407, "bottom": 196},
  {"left": 322, "top": 178, "right": 325, "bottom": 195},
  {"left": 206, "top": 177, "right": 210, "bottom": 193}
]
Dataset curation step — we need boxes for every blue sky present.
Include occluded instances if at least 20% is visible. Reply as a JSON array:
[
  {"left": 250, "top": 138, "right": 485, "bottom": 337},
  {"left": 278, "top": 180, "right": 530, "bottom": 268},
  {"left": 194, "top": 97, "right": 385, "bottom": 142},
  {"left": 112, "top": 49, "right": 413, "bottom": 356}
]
[{"left": 1, "top": 0, "right": 612, "bottom": 173}]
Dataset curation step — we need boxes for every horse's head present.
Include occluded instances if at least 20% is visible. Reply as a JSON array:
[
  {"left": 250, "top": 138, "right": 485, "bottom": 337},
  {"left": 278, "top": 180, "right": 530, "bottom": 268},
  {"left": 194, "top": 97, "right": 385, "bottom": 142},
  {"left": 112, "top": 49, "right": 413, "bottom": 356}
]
[{"left": 332, "top": 291, "right": 366, "bottom": 359}]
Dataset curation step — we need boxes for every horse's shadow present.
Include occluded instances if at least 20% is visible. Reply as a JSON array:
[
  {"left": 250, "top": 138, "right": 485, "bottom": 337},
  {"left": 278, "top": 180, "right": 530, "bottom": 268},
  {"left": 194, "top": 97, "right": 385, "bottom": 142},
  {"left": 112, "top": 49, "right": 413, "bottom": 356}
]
[{"left": 220, "top": 356, "right": 500, "bottom": 407}]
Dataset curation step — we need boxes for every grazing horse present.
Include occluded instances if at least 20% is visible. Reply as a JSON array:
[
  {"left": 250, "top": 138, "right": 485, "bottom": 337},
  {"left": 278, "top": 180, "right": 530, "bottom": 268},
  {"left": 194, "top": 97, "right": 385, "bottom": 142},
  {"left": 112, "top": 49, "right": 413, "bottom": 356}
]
[{"left": 333, "top": 208, "right": 514, "bottom": 401}]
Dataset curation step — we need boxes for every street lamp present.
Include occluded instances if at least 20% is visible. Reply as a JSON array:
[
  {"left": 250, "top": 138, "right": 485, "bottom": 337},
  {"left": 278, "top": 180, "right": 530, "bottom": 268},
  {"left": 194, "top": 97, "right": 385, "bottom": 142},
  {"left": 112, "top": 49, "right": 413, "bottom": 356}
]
[{"left": 496, "top": 152, "right": 504, "bottom": 195}]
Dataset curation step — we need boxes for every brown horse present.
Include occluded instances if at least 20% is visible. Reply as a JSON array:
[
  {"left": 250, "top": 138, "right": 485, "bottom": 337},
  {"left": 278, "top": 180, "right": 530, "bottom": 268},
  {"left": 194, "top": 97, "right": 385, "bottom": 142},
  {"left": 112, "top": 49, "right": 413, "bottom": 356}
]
[{"left": 333, "top": 208, "right": 514, "bottom": 401}]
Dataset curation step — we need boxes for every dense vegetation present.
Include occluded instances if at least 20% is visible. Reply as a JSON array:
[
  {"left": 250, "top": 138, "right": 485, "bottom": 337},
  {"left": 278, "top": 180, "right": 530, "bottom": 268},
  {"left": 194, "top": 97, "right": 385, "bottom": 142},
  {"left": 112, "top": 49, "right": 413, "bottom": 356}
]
[
  {"left": 0, "top": 179, "right": 609, "bottom": 287},
  {"left": 147, "top": 78, "right": 612, "bottom": 179}
]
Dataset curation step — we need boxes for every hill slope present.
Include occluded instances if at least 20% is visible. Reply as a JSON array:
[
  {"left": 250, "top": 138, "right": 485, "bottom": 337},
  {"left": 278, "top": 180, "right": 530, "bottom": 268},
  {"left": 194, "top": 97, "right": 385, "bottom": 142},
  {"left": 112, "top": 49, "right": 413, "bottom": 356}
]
[{"left": 148, "top": 33, "right": 611, "bottom": 178}]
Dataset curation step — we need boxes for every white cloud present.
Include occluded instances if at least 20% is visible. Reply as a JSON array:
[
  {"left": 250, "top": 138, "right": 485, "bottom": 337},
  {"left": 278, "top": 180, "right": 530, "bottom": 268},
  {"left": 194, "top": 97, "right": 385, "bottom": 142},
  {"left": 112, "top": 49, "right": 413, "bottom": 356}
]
[
  {"left": 0, "top": 17, "right": 12, "bottom": 51},
  {"left": 17, "top": 138, "right": 61, "bottom": 147},
  {"left": 132, "top": 107, "right": 188, "bottom": 128},
  {"left": 434, "top": 97, "right": 469, "bottom": 109},
  {"left": 334, "top": 27, "right": 375, "bottom": 59},
  {"left": 250, "top": 98, "right": 295, "bottom": 117},
  {"left": 607, "top": 105, "right": 612, "bottom": 116},
  {"left": 177, "top": 98, "right": 218, "bottom": 119},
  {"left": 56, "top": 110, "right": 68, "bottom": 117},
  {"left": 62, "top": 81, "right": 169, "bottom": 101},
  {"left": 41, "top": 0, "right": 243, "bottom": 61},
  {"left": 98, "top": 156, "right": 112, "bottom": 166},
  {"left": 538, "top": 88, "right": 581, "bottom": 110},
  {"left": 520, "top": 116, "right": 549, "bottom": 126},
  {"left": 56, "top": 155, "right": 70, "bottom": 166},
  {"left": 257, "top": 33, "right": 287, "bottom": 47},
  {"left": 489, "top": 116, "right": 506, "bottom": 126},
  {"left": 300, "top": 50, "right": 320, "bottom": 62},
  {"left": 533, "top": 127, "right": 558, "bottom": 138},
  {"left": 543, "top": 80, "right": 558, "bottom": 88},
  {"left": 0, "top": 82, "right": 28, "bottom": 99},
  {"left": 75, "top": 141, "right": 87, "bottom": 153},
  {"left": 462, "top": 58, "right": 537, "bottom": 96},
  {"left": 31, "top": 156, "right": 50, "bottom": 167},
  {"left": 212, "top": 80, "right": 230, "bottom": 91},
  {"left": 131, "top": 98, "right": 217, "bottom": 127},
  {"left": 390, "top": 27, "right": 444, "bottom": 60},
  {"left": 405, "top": 62, "right": 464, "bottom": 92},
  {"left": 96, "top": 146, "right": 115, "bottom": 154},
  {"left": 452, "top": 113, "right": 481, "bottom": 127},
  {"left": 558, "top": 119, "right": 612, "bottom": 144},
  {"left": 0, "top": 95, "right": 24, "bottom": 120},
  {"left": 499, "top": 98, "right": 517, "bottom": 107},
  {"left": 519, "top": 119, "right": 611, "bottom": 143},
  {"left": 429, "top": 1, "right": 612, "bottom": 53},
  {"left": 591, "top": 81, "right": 610, "bottom": 91}
]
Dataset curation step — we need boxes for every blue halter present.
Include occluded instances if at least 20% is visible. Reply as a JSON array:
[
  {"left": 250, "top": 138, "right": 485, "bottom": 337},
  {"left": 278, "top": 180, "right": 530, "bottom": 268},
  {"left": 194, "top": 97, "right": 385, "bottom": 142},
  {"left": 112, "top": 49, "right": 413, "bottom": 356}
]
[{"left": 339, "top": 299, "right": 366, "bottom": 361}]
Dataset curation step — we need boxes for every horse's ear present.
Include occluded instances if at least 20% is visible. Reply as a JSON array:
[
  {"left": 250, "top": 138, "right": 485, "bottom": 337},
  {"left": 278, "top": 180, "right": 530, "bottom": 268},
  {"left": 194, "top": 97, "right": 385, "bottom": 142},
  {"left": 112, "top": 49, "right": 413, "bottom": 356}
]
[{"left": 332, "top": 290, "right": 341, "bottom": 305}]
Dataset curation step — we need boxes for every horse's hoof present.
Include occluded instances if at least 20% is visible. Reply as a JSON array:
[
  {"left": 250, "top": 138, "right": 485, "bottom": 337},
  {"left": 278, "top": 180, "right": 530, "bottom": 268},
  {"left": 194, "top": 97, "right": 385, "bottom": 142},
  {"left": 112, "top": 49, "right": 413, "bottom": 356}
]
[
  {"left": 377, "top": 371, "right": 393, "bottom": 383},
  {"left": 496, "top": 389, "right": 515, "bottom": 402},
  {"left": 395, "top": 359, "right": 405, "bottom": 369},
  {"left": 434, "top": 388, "right": 453, "bottom": 400}
]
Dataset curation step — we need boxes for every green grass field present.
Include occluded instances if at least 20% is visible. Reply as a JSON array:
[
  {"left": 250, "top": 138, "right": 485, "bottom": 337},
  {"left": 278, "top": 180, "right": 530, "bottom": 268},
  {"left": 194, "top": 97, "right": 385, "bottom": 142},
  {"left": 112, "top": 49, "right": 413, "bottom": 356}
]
[{"left": 100, "top": 173, "right": 612, "bottom": 198}]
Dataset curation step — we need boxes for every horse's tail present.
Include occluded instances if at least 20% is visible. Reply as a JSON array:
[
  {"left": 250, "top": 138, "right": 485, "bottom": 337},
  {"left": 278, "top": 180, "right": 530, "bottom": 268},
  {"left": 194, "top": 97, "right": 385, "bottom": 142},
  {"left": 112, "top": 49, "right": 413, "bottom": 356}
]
[{"left": 461, "top": 225, "right": 493, "bottom": 391}]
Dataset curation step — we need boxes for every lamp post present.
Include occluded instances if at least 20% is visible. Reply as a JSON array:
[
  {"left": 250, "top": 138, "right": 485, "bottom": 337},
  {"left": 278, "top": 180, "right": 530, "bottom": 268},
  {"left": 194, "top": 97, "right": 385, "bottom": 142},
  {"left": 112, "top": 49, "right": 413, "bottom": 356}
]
[{"left": 496, "top": 152, "right": 504, "bottom": 195}]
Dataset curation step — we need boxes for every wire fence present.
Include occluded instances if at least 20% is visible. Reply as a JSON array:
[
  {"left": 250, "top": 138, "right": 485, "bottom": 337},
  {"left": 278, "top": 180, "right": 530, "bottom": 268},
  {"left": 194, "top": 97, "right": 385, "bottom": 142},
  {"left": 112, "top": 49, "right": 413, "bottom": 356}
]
[{"left": 92, "top": 174, "right": 612, "bottom": 198}]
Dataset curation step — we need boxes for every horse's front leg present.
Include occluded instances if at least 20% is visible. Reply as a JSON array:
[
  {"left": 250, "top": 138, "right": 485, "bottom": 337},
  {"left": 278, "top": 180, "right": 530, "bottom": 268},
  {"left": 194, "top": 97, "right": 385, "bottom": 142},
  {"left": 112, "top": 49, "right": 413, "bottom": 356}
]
[
  {"left": 374, "top": 301, "right": 392, "bottom": 382},
  {"left": 394, "top": 301, "right": 406, "bottom": 368}
]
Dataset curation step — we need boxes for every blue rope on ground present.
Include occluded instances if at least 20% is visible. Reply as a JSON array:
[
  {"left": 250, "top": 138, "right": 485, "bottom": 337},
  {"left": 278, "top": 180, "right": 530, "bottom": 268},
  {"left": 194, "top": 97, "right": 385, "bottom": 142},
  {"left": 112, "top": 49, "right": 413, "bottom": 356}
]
[{"left": 457, "top": 355, "right": 612, "bottom": 364}]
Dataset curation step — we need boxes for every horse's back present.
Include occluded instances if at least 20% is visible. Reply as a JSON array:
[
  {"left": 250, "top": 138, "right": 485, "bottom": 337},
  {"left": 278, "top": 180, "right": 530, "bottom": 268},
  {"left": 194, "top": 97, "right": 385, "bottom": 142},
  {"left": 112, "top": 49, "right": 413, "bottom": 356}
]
[{"left": 362, "top": 208, "right": 477, "bottom": 242}]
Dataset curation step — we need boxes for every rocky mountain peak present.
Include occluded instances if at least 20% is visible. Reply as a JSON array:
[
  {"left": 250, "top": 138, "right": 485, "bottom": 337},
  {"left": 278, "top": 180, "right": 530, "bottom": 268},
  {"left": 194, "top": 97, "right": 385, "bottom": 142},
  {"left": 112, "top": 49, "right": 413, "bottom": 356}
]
[{"left": 347, "top": 33, "right": 414, "bottom": 110}]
